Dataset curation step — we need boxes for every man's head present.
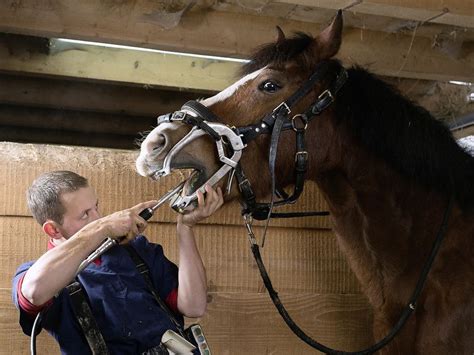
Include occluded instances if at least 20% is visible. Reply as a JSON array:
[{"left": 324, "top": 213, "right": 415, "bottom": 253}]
[{"left": 27, "top": 171, "right": 100, "bottom": 240}]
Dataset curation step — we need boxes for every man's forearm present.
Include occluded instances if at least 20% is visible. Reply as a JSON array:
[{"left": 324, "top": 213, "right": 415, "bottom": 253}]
[
  {"left": 176, "top": 223, "right": 207, "bottom": 318},
  {"left": 21, "top": 222, "right": 107, "bottom": 306}
]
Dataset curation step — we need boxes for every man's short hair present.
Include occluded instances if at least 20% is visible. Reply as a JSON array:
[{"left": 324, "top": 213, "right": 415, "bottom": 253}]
[{"left": 27, "top": 171, "right": 89, "bottom": 225}]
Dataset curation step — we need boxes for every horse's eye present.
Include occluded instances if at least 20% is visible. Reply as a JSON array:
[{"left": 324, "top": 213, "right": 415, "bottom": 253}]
[{"left": 259, "top": 80, "right": 281, "bottom": 93}]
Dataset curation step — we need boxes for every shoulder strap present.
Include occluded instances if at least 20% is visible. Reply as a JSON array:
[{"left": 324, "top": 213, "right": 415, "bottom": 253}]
[
  {"left": 123, "top": 245, "right": 185, "bottom": 335},
  {"left": 66, "top": 281, "right": 109, "bottom": 355}
]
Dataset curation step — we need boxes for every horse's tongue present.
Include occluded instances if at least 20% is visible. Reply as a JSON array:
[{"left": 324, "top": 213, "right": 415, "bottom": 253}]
[{"left": 182, "top": 170, "right": 198, "bottom": 196}]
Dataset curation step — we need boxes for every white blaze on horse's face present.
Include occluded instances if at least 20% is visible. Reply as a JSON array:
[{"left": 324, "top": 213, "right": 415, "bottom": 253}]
[{"left": 201, "top": 68, "right": 265, "bottom": 107}]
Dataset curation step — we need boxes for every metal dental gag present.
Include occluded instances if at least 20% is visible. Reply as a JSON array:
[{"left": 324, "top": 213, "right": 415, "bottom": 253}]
[{"left": 150, "top": 108, "right": 245, "bottom": 213}]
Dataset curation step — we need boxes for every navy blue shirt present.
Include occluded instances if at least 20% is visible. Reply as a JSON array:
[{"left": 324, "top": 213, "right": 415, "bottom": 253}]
[{"left": 12, "top": 236, "right": 184, "bottom": 354}]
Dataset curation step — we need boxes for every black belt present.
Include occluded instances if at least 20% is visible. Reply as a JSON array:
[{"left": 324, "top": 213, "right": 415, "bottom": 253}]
[{"left": 66, "top": 281, "right": 109, "bottom": 355}]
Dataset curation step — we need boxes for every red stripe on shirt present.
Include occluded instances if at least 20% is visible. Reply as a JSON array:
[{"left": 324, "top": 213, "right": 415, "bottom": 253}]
[
  {"left": 18, "top": 238, "right": 103, "bottom": 316},
  {"left": 165, "top": 288, "right": 179, "bottom": 315},
  {"left": 17, "top": 273, "right": 52, "bottom": 316}
]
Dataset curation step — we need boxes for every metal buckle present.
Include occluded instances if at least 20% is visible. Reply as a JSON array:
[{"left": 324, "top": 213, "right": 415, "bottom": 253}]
[
  {"left": 157, "top": 111, "right": 188, "bottom": 125},
  {"left": 318, "top": 89, "right": 334, "bottom": 103},
  {"left": 295, "top": 151, "right": 308, "bottom": 162},
  {"left": 171, "top": 111, "right": 187, "bottom": 121},
  {"left": 291, "top": 114, "right": 308, "bottom": 132},
  {"left": 273, "top": 102, "right": 291, "bottom": 116}
]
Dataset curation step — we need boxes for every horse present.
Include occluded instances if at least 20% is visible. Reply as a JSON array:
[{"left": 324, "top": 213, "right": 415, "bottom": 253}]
[{"left": 136, "top": 11, "right": 474, "bottom": 354}]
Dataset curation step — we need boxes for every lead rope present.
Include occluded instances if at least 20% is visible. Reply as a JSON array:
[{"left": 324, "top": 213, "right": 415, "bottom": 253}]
[{"left": 244, "top": 194, "right": 454, "bottom": 354}]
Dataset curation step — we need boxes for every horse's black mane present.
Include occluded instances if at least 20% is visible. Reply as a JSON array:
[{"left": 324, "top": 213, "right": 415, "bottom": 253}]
[
  {"left": 337, "top": 67, "right": 474, "bottom": 209},
  {"left": 244, "top": 31, "right": 474, "bottom": 209}
]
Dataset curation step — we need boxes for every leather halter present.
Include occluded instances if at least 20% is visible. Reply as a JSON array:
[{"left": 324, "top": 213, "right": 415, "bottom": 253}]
[
  {"left": 233, "top": 62, "right": 347, "bottom": 220},
  {"left": 155, "top": 60, "right": 347, "bottom": 218}
]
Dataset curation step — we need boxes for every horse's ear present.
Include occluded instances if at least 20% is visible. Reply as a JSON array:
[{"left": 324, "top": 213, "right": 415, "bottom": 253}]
[
  {"left": 315, "top": 10, "right": 343, "bottom": 59},
  {"left": 275, "top": 26, "right": 286, "bottom": 45}
]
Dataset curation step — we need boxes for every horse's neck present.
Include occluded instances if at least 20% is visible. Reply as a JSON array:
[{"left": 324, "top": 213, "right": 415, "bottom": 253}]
[{"left": 315, "top": 153, "right": 446, "bottom": 310}]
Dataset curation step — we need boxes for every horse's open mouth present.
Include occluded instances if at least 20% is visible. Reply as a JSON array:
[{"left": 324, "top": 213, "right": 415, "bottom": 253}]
[{"left": 181, "top": 169, "right": 208, "bottom": 197}]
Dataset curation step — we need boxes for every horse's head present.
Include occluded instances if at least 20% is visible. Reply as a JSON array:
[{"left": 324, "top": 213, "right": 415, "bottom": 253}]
[{"left": 136, "top": 11, "right": 344, "bottom": 210}]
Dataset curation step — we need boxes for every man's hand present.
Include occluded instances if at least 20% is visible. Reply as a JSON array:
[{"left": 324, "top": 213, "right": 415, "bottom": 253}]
[
  {"left": 100, "top": 200, "right": 158, "bottom": 243},
  {"left": 178, "top": 185, "right": 224, "bottom": 228}
]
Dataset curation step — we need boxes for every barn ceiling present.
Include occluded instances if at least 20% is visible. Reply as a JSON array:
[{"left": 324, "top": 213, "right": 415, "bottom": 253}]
[{"left": 0, "top": 0, "right": 472, "bottom": 148}]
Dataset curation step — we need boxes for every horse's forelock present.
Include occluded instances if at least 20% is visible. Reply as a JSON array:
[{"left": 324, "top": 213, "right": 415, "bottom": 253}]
[{"left": 241, "top": 32, "right": 315, "bottom": 76}]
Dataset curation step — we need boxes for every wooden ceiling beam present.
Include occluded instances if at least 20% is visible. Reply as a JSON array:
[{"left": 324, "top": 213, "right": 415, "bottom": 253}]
[
  {"left": 0, "top": 73, "right": 199, "bottom": 116},
  {"left": 0, "top": 104, "right": 153, "bottom": 149},
  {"left": 452, "top": 124, "right": 474, "bottom": 139},
  {"left": 276, "top": 0, "right": 474, "bottom": 27},
  {"left": 0, "top": 104, "right": 154, "bottom": 136},
  {"left": 0, "top": 1, "right": 472, "bottom": 82},
  {"left": 0, "top": 37, "right": 240, "bottom": 92},
  {"left": 0, "top": 125, "right": 138, "bottom": 150}
]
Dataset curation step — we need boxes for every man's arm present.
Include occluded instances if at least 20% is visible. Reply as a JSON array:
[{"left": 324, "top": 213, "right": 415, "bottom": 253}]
[
  {"left": 21, "top": 200, "right": 157, "bottom": 307},
  {"left": 176, "top": 185, "right": 223, "bottom": 317}
]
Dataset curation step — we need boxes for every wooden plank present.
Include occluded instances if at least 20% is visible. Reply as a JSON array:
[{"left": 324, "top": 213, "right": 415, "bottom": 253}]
[
  {"left": 0, "top": 289, "right": 58, "bottom": 355},
  {"left": 0, "top": 105, "right": 154, "bottom": 135},
  {"left": 0, "top": 217, "right": 360, "bottom": 293},
  {"left": 0, "top": 37, "right": 240, "bottom": 92},
  {"left": 340, "top": 26, "right": 474, "bottom": 82},
  {"left": 213, "top": 2, "right": 474, "bottom": 41},
  {"left": 0, "top": 289, "right": 372, "bottom": 355},
  {"left": 276, "top": 0, "right": 474, "bottom": 26},
  {"left": 275, "top": 0, "right": 359, "bottom": 10},
  {"left": 452, "top": 124, "right": 474, "bottom": 139},
  {"left": 0, "top": 73, "right": 199, "bottom": 116},
  {"left": 359, "top": 0, "right": 474, "bottom": 19},
  {"left": 200, "top": 292, "right": 372, "bottom": 354},
  {"left": 431, "top": 12, "right": 474, "bottom": 27},
  {"left": 0, "top": 142, "right": 333, "bottom": 229},
  {"left": 0, "top": 125, "right": 141, "bottom": 150},
  {"left": 0, "top": 1, "right": 472, "bottom": 82}
]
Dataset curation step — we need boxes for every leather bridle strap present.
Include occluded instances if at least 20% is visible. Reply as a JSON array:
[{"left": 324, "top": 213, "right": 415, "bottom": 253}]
[
  {"left": 246, "top": 194, "right": 454, "bottom": 354},
  {"left": 236, "top": 64, "right": 347, "bottom": 220},
  {"left": 235, "top": 62, "right": 348, "bottom": 145},
  {"left": 262, "top": 62, "right": 347, "bottom": 221}
]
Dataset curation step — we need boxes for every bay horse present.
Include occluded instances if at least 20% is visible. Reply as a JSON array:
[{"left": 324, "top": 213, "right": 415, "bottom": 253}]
[{"left": 136, "top": 11, "right": 474, "bottom": 354}]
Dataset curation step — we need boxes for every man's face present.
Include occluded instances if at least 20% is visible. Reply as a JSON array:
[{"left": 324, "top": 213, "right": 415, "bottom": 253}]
[{"left": 57, "top": 186, "right": 100, "bottom": 239}]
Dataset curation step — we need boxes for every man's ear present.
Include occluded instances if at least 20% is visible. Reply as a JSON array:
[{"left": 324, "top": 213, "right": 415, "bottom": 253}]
[{"left": 42, "top": 220, "right": 64, "bottom": 239}]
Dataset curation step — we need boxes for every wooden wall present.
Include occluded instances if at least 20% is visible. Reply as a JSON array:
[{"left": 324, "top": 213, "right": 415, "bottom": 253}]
[{"left": 0, "top": 142, "right": 372, "bottom": 354}]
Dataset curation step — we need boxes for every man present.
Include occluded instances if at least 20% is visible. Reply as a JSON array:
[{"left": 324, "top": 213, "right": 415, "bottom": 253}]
[{"left": 12, "top": 170, "right": 223, "bottom": 354}]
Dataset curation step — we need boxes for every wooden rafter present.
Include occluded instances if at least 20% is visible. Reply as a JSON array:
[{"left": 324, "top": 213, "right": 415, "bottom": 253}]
[
  {"left": 0, "top": 37, "right": 241, "bottom": 92},
  {"left": 276, "top": 0, "right": 474, "bottom": 27},
  {"left": 0, "top": 1, "right": 472, "bottom": 84}
]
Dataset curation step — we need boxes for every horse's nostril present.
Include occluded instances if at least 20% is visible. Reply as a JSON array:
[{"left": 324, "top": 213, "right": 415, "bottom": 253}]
[
  {"left": 156, "top": 134, "right": 166, "bottom": 148},
  {"left": 146, "top": 134, "right": 166, "bottom": 153}
]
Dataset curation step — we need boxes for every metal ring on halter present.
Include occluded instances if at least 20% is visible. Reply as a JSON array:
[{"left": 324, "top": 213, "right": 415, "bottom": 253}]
[{"left": 291, "top": 114, "right": 308, "bottom": 132}]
